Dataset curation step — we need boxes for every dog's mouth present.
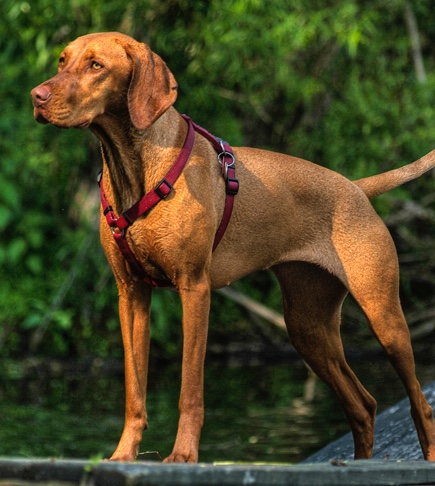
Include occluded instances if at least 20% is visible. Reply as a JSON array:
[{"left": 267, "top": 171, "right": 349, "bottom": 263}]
[
  {"left": 33, "top": 107, "right": 90, "bottom": 129},
  {"left": 33, "top": 108, "right": 50, "bottom": 125},
  {"left": 75, "top": 119, "right": 91, "bottom": 129}
]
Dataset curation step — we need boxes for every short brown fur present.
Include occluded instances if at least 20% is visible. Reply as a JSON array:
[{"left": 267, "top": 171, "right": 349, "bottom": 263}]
[{"left": 31, "top": 32, "right": 435, "bottom": 462}]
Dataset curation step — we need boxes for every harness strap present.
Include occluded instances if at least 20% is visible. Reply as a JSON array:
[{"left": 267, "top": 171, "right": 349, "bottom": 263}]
[
  {"left": 213, "top": 164, "right": 238, "bottom": 251},
  {"left": 182, "top": 116, "right": 239, "bottom": 251},
  {"left": 101, "top": 117, "right": 196, "bottom": 231},
  {"left": 98, "top": 115, "right": 239, "bottom": 287}
]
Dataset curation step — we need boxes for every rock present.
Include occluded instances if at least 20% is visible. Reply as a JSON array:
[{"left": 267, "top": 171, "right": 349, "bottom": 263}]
[{"left": 304, "top": 381, "right": 435, "bottom": 463}]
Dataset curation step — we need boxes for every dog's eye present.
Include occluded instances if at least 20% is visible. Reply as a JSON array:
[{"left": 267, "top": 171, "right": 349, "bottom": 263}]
[
  {"left": 91, "top": 61, "right": 103, "bottom": 70},
  {"left": 58, "top": 56, "right": 65, "bottom": 68}
]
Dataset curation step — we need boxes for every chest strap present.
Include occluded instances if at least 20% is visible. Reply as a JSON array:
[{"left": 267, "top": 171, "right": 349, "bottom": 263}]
[{"left": 98, "top": 114, "right": 239, "bottom": 288}]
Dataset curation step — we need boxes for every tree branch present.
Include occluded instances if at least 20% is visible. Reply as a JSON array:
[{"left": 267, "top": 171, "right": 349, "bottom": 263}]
[{"left": 404, "top": 2, "right": 427, "bottom": 84}]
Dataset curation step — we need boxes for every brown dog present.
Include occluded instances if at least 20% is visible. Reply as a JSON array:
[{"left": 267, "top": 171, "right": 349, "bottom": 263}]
[{"left": 31, "top": 32, "right": 435, "bottom": 463}]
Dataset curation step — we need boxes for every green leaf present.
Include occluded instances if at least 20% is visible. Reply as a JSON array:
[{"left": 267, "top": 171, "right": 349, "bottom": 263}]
[
  {"left": 0, "top": 206, "right": 12, "bottom": 230},
  {"left": 26, "top": 254, "right": 43, "bottom": 274},
  {"left": 7, "top": 238, "right": 27, "bottom": 263}
]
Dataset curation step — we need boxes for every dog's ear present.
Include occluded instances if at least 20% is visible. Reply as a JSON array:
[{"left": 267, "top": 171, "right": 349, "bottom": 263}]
[{"left": 126, "top": 43, "right": 178, "bottom": 131}]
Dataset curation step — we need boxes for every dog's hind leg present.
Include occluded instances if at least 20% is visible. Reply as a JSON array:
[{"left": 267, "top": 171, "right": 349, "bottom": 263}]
[
  {"left": 363, "top": 300, "right": 435, "bottom": 460},
  {"left": 341, "top": 234, "right": 435, "bottom": 460},
  {"left": 272, "top": 261, "right": 377, "bottom": 459},
  {"left": 331, "top": 213, "right": 435, "bottom": 460}
]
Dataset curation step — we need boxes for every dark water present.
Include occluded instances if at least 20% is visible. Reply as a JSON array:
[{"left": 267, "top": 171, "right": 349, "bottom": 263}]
[{"left": 0, "top": 354, "right": 430, "bottom": 464}]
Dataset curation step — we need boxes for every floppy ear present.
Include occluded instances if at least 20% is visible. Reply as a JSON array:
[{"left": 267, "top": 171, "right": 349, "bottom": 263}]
[{"left": 126, "top": 43, "right": 178, "bottom": 130}]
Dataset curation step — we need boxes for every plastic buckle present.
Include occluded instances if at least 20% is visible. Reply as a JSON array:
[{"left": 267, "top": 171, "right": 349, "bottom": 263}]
[
  {"left": 226, "top": 177, "right": 239, "bottom": 196},
  {"left": 103, "top": 205, "right": 113, "bottom": 216},
  {"left": 155, "top": 179, "right": 173, "bottom": 199}
]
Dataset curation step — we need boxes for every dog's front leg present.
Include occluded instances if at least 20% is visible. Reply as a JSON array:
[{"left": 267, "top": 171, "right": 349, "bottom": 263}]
[
  {"left": 110, "top": 281, "right": 152, "bottom": 462},
  {"left": 164, "top": 278, "right": 211, "bottom": 463}
]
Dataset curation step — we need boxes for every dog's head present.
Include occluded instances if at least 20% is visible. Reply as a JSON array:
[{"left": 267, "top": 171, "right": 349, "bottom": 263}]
[{"left": 30, "top": 32, "right": 178, "bottom": 130}]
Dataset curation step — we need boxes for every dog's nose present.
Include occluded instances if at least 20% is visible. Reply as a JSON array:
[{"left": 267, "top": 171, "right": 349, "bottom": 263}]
[{"left": 31, "top": 85, "right": 52, "bottom": 106}]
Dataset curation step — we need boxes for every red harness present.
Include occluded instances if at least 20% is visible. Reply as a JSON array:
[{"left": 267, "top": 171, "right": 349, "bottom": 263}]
[{"left": 98, "top": 114, "right": 239, "bottom": 288}]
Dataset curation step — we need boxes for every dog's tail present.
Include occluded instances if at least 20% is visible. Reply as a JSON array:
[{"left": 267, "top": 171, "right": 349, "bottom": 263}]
[{"left": 354, "top": 150, "right": 435, "bottom": 198}]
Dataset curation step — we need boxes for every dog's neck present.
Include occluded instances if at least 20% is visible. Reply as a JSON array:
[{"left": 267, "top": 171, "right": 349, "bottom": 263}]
[{"left": 91, "top": 108, "right": 187, "bottom": 214}]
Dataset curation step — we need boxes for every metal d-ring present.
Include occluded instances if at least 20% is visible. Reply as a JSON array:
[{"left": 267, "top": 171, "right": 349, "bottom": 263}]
[
  {"left": 218, "top": 151, "right": 235, "bottom": 167},
  {"left": 217, "top": 140, "right": 235, "bottom": 167},
  {"left": 110, "top": 226, "right": 125, "bottom": 237}
]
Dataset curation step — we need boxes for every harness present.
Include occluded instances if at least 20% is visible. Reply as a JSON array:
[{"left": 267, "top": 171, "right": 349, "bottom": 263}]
[{"left": 98, "top": 114, "right": 239, "bottom": 288}]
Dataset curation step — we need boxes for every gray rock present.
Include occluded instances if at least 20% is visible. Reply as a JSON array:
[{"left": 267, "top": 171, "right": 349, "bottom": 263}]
[{"left": 305, "top": 381, "right": 435, "bottom": 463}]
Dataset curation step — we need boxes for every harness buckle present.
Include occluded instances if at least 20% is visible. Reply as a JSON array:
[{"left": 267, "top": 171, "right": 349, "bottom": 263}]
[
  {"left": 226, "top": 177, "right": 239, "bottom": 196},
  {"left": 103, "top": 205, "right": 113, "bottom": 216},
  {"left": 155, "top": 178, "right": 173, "bottom": 199}
]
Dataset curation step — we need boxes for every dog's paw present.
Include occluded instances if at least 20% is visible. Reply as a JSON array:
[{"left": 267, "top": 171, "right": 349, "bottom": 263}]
[
  {"left": 109, "top": 453, "right": 137, "bottom": 462},
  {"left": 163, "top": 450, "right": 198, "bottom": 463}
]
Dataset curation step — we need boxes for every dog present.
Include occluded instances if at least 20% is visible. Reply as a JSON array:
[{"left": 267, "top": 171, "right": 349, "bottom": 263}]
[{"left": 31, "top": 32, "right": 435, "bottom": 463}]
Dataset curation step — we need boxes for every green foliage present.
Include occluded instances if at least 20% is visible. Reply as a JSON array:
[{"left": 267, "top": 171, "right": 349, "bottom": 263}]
[{"left": 1, "top": 0, "right": 434, "bottom": 359}]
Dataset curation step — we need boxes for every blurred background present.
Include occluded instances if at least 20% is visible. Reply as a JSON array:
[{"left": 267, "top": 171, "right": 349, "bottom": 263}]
[{"left": 1, "top": 0, "right": 435, "bottom": 463}]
